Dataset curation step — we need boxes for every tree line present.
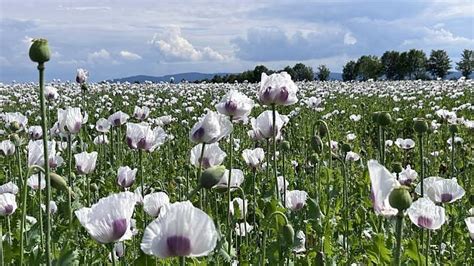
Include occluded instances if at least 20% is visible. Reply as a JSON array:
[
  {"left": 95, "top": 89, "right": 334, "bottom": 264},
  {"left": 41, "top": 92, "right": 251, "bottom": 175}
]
[{"left": 198, "top": 49, "right": 472, "bottom": 83}]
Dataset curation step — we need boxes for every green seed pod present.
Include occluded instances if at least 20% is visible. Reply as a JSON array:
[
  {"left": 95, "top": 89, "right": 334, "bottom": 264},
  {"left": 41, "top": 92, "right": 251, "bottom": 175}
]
[
  {"left": 378, "top": 112, "right": 392, "bottom": 127},
  {"left": 413, "top": 118, "right": 428, "bottom": 134},
  {"left": 341, "top": 143, "right": 352, "bottom": 154},
  {"left": 391, "top": 162, "right": 403, "bottom": 174},
  {"left": 309, "top": 153, "right": 319, "bottom": 164},
  {"left": 389, "top": 186, "right": 412, "bottom": 212},
  {"left": 311, "top": 135, "right": 323, "bottom": 154},
  {"left": 29, "top": 39, "right": 51, "bottom": 63},
  {"left": 50, "top": 172, "right": 68, "bottom": 191},
  {"left": 449, "top": 124, "right": 458, "bottom": 134},
  {"left": 200, "top": 165, "right": 225, "bottom": 189},
  {"left": 282, "top": 224, "right": 295, "bottom": 247},
  {"left": 281, "top": 141, "right": 291, "bottom": 151},
  {"left": 372, "top": 112, "right": 380, "bottom": 124},
  {"left": 318, "top": 124, "right": 327, "bottom": 138},
  {"left": 10, "top": 121, "right": 21, "bottom": 132},
  {"left": 9, "top": 133, "right": 20, "bottom": 146}
]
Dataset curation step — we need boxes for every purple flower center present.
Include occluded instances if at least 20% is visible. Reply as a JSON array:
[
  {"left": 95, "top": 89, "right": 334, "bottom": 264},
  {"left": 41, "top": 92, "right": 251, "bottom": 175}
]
[
  {"left": 112, "top": 218, "right": 128, "bottom": 240},
  {"left": 417, "top": 216, "right": 432, "bottom": 229},
  {"left": 126, "top": 137, "right": 135, "bottom": 149},
  {"left": 294, "top": 202, "right": 304, "bottom": 210},
  {"left": 200, "top": 157, "right": 210, "bottom": 169},
  {"left": 113, "top": 118, "right": 121, "bottom": 126},
  {"left": 73, "top": 122, "right": 82, "bottom": 133},
  {"left": 192, "top": 127, "right": 205, "bottom": 141},
  {"left": 278, "top": 86, "right": 289, "bottom": 103},
  {"left": 262, "top": 87, "right": 272, "bottom": 102},
  {"left": 76, "top": 165, "right": 84, "bottom": 175},
  {"left": 224, "top": 100, "right": 238, "bottom": 114},
  {"left": 167, "top": 235, "right": 192, "bottom": 257},
  {"left": 440, "top": 193, "right": 453, "bottom": 203},
  {"left": 4, "top": 204, "right": 14, "bottom": 215},
  {"left": 137, "top": 138, "right": 147, "bottom": 150}
]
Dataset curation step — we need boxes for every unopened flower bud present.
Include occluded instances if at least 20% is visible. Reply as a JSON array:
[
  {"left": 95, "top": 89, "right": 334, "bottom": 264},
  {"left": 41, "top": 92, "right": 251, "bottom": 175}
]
[
  {"left": 282, "top": 224, "right": 295, "bottom": 247},
  {"left": 449, "top": 124, "right": 458, "bottom": 134},
  {"left": 281, "top": 141, "right": 291, "bottom": 151},
  {"left": 9, "top": 133, "right": 20, "bottom": 146},
  {"left": 318, "top": 124, "right": 327, "bottom": 138},
  {"left": 389, "top": 186, "right": 412, "bottom": 212},
  {"left": 309, "top": 153, "right": 319, "bottom": 164},
  {"left": 311, "top": 135, "right": 323, "bottom": 154},
  {"left": 29, "top": 39, "right": 51, "bottom": 63},
  {"left": 341, "top": 143, "right": 351, "bottom": 154},
  {"left": 200, "top": 165, "right": 225, "bottom": 189},
  {"left": 10, "top": 122, "right": 20, "bottom": 132},
  {"left": 413, "top": 118, "right": 428, "bottom": 134},
  {"left": 50, "top": 173, "right": 68, "bottom": 192},
  {"left": 378, "top": 112, "right": 392, "bottom": 127},
  {"left": 391, "top": 162, "right": 403, "bottom": 174}
]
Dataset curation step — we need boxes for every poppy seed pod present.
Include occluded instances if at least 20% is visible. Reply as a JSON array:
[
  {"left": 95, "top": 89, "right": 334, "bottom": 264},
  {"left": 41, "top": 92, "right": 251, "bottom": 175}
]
[
  {"left": 389, "top": 186, "right": 412, "bottom": 212},
  {"left": 449, "top": 124, "right": 458, "bottom": 134},
  {"left": 413, "top": 118, "right": 428, "bottom": 134},
  {"left": 391, "top": 162, "right": 403, "bottom": 174},
  {"left": 281, "top": 141, "right": 291, "bottom": 151},
  {"left": 282, "top": 224, "right": 295, "bottom": 247},
  {"left": 311, "top": 135, "right": 323, "bottom": 154},
  {"left": 200, "top": 165, "right": 226, "bottom": 189},
  {"left": 378, "top": 112, "right": 392, "bottom": 127},
  {"left": 318, "top": 124, "right": 327, "bottom": 137},
  {"left": 29, "top": 39, "right": 50, "bottom": 63}
]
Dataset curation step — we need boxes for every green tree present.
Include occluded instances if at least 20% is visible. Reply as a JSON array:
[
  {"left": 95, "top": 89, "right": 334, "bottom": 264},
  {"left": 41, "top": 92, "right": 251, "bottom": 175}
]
[
  {"left": 292, "top": 63, "right": 314, "bottom": 81},
  {"left": 342, "top": 60, "right": 358, "bottom": 81},
  {"left": 356, "top": 55, "right": 383, "bottom": 81},
  {"left": 317, "top": 65, "right": 330, "bottom": 81},
  {"left": 283, "top": 66, "right": 297, "bottom": 80},
  {"left": 253, "top": 65, "right": 270, "bottom": 82},
  {"left": 381, "top": 51, "right": 400, "bottom": 80},
  {"left": 406, "top": 49, "right": 427, "bottom": 79},
  {"left": 456, "top": 49, "right": 474, "bottom": 78},
  {"left": 427, "top": 50, "right": 451, "bottom": 79}
]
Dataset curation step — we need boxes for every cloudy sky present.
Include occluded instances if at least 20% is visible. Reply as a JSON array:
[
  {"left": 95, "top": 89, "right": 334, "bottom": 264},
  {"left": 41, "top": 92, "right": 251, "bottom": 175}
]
[{"left": 0, "top": 0, "right": 473, "bottom": 82}]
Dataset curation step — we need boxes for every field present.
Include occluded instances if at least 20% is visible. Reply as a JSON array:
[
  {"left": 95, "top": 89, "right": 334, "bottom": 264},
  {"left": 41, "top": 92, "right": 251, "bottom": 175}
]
[{"left": 0, "top": 77, "right": 473, "bottom": 265}]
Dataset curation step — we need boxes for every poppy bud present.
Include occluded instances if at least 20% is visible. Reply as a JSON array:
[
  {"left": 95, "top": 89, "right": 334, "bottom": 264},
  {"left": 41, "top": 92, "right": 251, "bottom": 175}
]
[
  {"left": 389, "top": 186, "right": 412, "bottom": 212},
  {"left": 282, "top": 224, "right": 295, "bottom": 247},
  {"left": 200, "top": 165, "right": 225, "bottom": 189},
  {"left": 9, "top": 133, "right": 20, "bottom": 145},
  {"left": 318, "top": 124, "right": 327, "bottom": 138},
  {"left": 413, "top": 118, "right": 428, "bottom": 134},
  {"left": 281, "top": 141, "right": 291, "bottom": 151},
  {"left": 341, "top": 143, "right": 352, "bottom": 154},
  {"left": 378, "top": 112, "right": 392, "bottom": 127},
  {"left": 10, "top": 122, "right": 20, "bottom": 132},
  {"left": 391, "top": 162, "right": 403, "bottom": 174},
  {"left": 50, "top": 173, "right": 68, "bottom": 192},
  {"left": 449, "top": 124, "right": 458, "bottom": 134},
  {"left": 311, "top": 135, "right": 323, "bottom": 154},
  {"left": 309, "top": 153, "right": 319, "bottom": 164},
  {"left": 29, "top": 39, "right": 51, "bottom": 63}
]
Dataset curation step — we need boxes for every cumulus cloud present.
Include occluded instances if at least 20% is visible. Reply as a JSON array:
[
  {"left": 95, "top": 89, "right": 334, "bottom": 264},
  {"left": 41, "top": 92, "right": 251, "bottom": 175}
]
[
  {"left": 402, "top": 27, "right": 474, "bottom": 48},
  {"left": 149, "top": 27, "right": 226, "bottom": 62},
  {"left": 231, "top": 27, "right": 354, "bottom": 61},
  {"left": 88, "top": 49, "right": 111, "bottom": 63},
  {"left": 120, "top": 50, "right": 142, "bottom": 60},
  {"left": 344, "top": 32, "right": 357, "bottom": 45}
]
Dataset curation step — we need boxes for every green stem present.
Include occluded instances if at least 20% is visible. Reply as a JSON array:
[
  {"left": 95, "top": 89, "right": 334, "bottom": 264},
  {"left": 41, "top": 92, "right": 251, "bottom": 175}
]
[
  {"left": 110, "top": 243, "right": 116, "bottom": 266},
  {"left": 179, "top": 256, "right": 185, "bottom": 266},
  {"left": 227, "top": 122, "right": 233, "bottom": 256},
  {"left": 271, "top": 105, "right": 279, "bottom": 200},
  {"left": 425, "top": 230, "right": 430, "bottom": 266},
  {"left": 0, "top": 220, "right": 3, "bottom": 266},
  {"left": 67, "top": 134, "right": 73, "bottom": 227},
  {"left": 393, "top": 212, "right": 404, "bottom": 266},
  {"left": 18, "top": 148, "right": 27, "bottom": 265},
  {"left": 38, "top": 172, "right": 44, "bottom": 253}
]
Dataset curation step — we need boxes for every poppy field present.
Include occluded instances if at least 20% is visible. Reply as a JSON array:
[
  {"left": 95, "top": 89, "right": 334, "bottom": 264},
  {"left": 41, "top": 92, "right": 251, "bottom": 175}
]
[{"left": 0, "top": 40, "right": 473, "bottom": 265}]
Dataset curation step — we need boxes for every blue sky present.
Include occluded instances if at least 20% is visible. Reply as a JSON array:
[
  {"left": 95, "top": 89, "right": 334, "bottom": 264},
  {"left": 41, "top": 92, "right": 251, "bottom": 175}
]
[{"left": 0, "top": 0, "right": 473, "bottom": 82}]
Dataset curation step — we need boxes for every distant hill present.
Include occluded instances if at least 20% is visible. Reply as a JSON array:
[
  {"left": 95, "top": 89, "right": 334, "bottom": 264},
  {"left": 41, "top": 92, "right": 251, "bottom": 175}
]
[{"left": 108, "top": 72, "right": 230, "bottom": 83}]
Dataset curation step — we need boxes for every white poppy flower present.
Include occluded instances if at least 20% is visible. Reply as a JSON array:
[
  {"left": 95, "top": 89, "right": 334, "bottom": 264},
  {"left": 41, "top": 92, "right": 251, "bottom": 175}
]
[
  {"left": 126, "top": 122, "right": 167, "bottom": 152},
  {"left": 141, "top": 201, "right": 218, "bottom": 258},
  {"left": 75, "top": 151, "right": 98, "bottom": 175},
  {"left": 251, "top": 110, "right": 286, "bottom": 139},
  {"left": 28, "top": 140, "right": 56, "bottom": 167},
  {"left": 57, "top": 107, "right": 84, "bottom": 134},
  {"left": 41, "top": 201, "right": 58, "bottom": 215},
  {"left": 235, "top": 222, "right": 253, "bottom": 237},
  {"left": 215, "top": 90, "right": 254, "bottom": 120},
  {"left": 190, "top": 143, "right": 226, "bottom": 169},
  {"left": 293, "top": 230, "right": 306, "bottom": 253},
  {"left": 134, "top": 106, "right": 151, "bottom": 121},
  {"left": 108, "top": 111, "right": 130, "bottom": 127},
  {"left": 284, "top": 190, "right": 308, "bottom": 211},
  {"left": 214, "top": 169, "right": 244, "bottom": 191},
  {"left": 75, "top": 192, "right": 137, "bottom": 244},
  {"left": 397, "top": 165, "right": 418, "bottom": 186},
  {"left": 258, "top": 72, "right": 298, "bottom": 106},
  {"left": 189, "top": 111, "right": 233, "bottom": 144},
  {"left": 395, "top": 138, "right": 415, "bottom": 150},
  {"left": 345, "top": 151, "right": 360, "bottom": 162},
  {"left": 27, "top": 174, "right": 46, "bottom": 190},
  {"left": 0, "top": 182, "right": 19, "bottom": 194},
  {"left": 143, "top": 192, "right": 170, "bottom": 217},
  {"left": 45, "top": 85, "right": 59, "bottom": 101},
  {"left": 76, "top": 68, "right": 88, "bottom": 84},
  {"left": 367, "top": 160, "right": 399, "bottom": 217},
  {"left": 28, "top": 126, "right": 43, "bottom": 140},
  {"left": 465, "top": 217, "right": 474, "bottom": 240},
  {"left": 422, "top": 178, "right": 465, "bottom": 204},
  {"left": 0, "top": 193, "right": 17, "bottom": 216},
  {"left": 242, "top": 148, "right": 265, "bottom": 169},
  {"left": 96, "top": 118, "right": 111, "bottom": 133},
  {"left": 407, "top": 197, "right": 446, "bottom": 230},
  {"left": 0, "top": 140, "right": 15, "bottom": 156},
  {"left": 277, "top": 176, "right": 289, "bottom": 194},
  {"left": 229, "top": 197, "right": 247, "bottom": 218},
  {"left": 117, "top": 166, "right": 137, "bottom": 188}
]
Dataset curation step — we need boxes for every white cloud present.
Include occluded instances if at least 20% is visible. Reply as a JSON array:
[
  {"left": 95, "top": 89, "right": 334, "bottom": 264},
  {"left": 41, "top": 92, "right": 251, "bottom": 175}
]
[
  {"left": 402, "top": 27, "right": 474, "bottom": 47},
  {"left": 149, "top": 27, "right": 226, "bottom": 62},
  {"left": 120, "top": 50, "right": 142, "bottom": 60},
  {"left": 88, "top": 49, "right": 111, "bottom": 63},
  {"left": 344, "top": 32, "right": 357, "bottom": 45}
]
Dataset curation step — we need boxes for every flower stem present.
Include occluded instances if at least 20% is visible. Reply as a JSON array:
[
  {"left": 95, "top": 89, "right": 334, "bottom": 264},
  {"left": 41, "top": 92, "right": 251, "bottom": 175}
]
[
  {"left": 18, "top": 148, "right": 28, "bottom": 265},
  {"left": 271, "top": 105, "right": 279, "bottom": 200},
  {"left": 110, "top": 244, "right": 116, "bottom": 266},
  {"left": 393, "top": 212, "right": 404, "bottom": 266},
  {"left": 179, "top": 256, "right": 185, "bottom": 266},
  {"left": 227, "top": 123, "right": 233, "bottom": 256},
  {"left": 67, "top": 134, "right": 73, "bottom": 227},
  {"left": 0, "top": 220, "right": 3, "bottom": 266},
  {"left": 425, "top": 230, "right": 431, "bottom": 266}
]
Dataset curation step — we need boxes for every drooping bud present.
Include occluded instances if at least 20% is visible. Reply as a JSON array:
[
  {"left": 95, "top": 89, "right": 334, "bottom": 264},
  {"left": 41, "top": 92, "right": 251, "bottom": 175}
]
[
  {"left": 413, "top": 118, "right": 428, "bottom": 134},
  {"left": 50, "top": 173, "right": 68, "bottom": 191},
  {"left": 378, "top": 112, "right": 392, "bottom": 127},
  {"left": 389, "top": 186, "right": 412, "bottom": 212},
  {"left": 311, "top": 135, "right": 323, "bottom": 154},
  {"left": 318, "top": 124, "right": 327, "bottom": 138},
  {"left": 341, "top": 143, "right": 352, "bottom": 154},
  {"left": 199, "top": 165, "right": 226, "bottom": 189},
  {"left": 282, "top": 224, "right": 295, "bottom": 247},
  {"left": 29, "top": 39, "right": 51, "bottom": 63}
]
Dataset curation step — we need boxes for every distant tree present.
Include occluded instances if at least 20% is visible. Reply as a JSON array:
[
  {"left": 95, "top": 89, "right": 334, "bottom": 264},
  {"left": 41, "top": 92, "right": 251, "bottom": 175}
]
[
  {"left": 456, "top": 49, "right": 474, "bottom": 78},
  {"left": 253, "top": 65, "right": 270, "bottom": 81},
  {"left": 356, "top": 55, "right": 383, "bottom": 81},
  {"left": 317, "top": 65, "right": 330, "bottom": 81},
  {"left": 395, "top": 51, "right": 410, "bottom": 80},
  {"left": 406, "top": 49, "right": 428, "bottom": 79},
  {"left": 283, "top": 66, "right": 297, "bottom": 80},
  {"left": 211, "top": 75, "right": 223, "bottom": 83},
  {"left": 381, "top": 51, "right": 400, "bottom": 80},
  {"left": 342, "top": 61, "right": 358, "bottom": 81},
  {"left": 292, "top": 63, "right": 314, "bottom": 81},
  {"left": 426, "top": 50, "right": 451, "bottom": 79}
]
